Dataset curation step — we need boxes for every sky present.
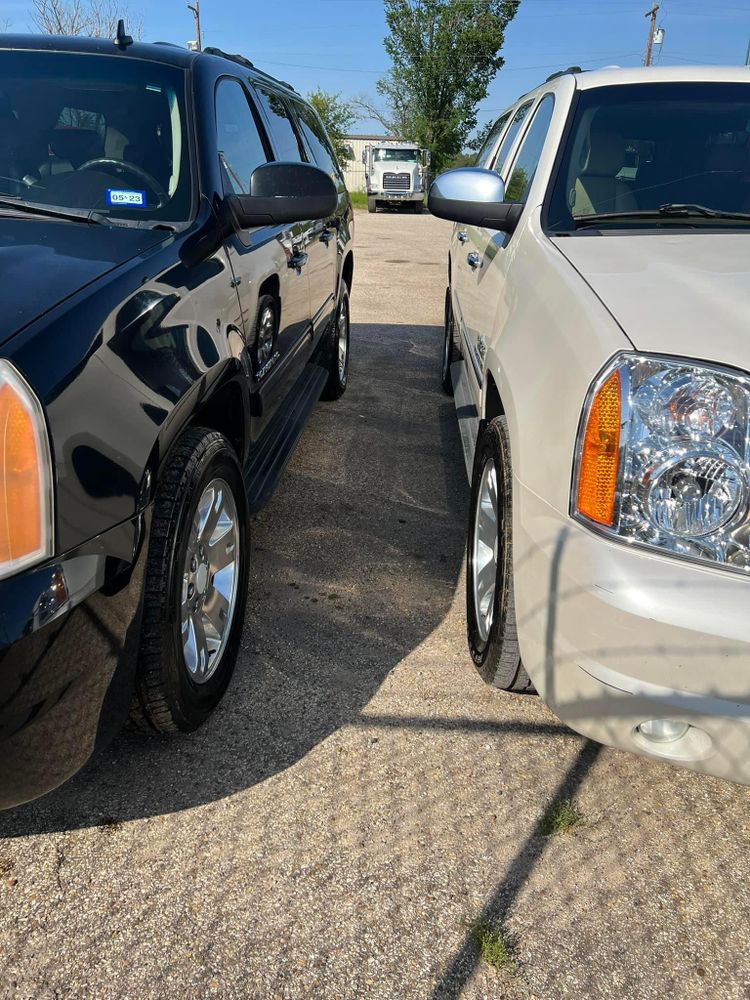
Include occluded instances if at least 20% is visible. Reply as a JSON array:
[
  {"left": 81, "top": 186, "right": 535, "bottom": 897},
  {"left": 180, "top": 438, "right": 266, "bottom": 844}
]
[{"left": 4, "top": 0, "right": 750, "bottom": 138}]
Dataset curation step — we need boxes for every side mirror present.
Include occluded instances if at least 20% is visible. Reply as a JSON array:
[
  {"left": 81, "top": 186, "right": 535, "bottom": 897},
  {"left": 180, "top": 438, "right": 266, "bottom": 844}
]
[
  {"left": 228, "top": 161, "right": 337, "bottom": 228},
  {"left": 422, "top": 149, "right": 431, "bottom": 166},
  {"left": 427, "top": 167, "right": 522, "bottom": 233}
]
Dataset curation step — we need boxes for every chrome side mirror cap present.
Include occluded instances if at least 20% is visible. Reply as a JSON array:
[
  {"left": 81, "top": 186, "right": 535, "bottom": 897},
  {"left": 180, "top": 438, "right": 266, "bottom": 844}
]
[{"left": 428, "top": 167, "right": 522, "bottom": 233}]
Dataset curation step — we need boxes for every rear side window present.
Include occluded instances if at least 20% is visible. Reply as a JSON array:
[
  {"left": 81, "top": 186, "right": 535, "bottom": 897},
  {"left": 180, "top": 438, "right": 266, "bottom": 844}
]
[
  {"left": 505, "top": 94, "right": 555, "bottom": 203},
  {"left": 291, "top": 99, "right": 340, "bottom": 178},
  {"left": 215, "top": 79, "right": 268, "bottom": 195},
  {"left": 475, "top": 111, "right": 511, "bottom": 168},
  {"left": 253, "top": 87, "right": 304, "bottom": 162},
  {"left": 491, "top": 101, "right": 533, "bottom": 175}
]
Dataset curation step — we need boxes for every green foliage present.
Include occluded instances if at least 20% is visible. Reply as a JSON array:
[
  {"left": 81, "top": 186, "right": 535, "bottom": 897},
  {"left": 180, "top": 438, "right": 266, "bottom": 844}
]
[
  {"left": 538, "top": 797, "right": 584, "bottom": 836},
  {"left": 469, "top": 919, "right": 517, "bottom": 972},
  {"left": 307, "top": 88, "right": 357, "bottom": 165},
  {"left": 377, "top": 0, "right": 520, "bottom": 172}
]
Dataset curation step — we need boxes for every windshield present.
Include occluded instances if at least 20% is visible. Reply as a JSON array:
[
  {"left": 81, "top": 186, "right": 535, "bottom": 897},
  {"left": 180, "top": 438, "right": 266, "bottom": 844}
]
[
  {"left": 0, "top": 50, "right": 192, "bottom": 224},
  {"left": 373, "top": 147, "right": 420, "bottom": 163},
  {"left": 548, "top": 82, "right": 750, "bottom": 231}
]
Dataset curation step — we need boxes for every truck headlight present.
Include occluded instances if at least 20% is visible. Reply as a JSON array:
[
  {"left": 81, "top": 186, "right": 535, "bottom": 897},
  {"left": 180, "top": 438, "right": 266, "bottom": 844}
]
[
  {"left": 572, "top": 353, "right": 750, "bottom": 572},
  {"left": 0, "top": 361, "right": 53, "bottom": 579}
]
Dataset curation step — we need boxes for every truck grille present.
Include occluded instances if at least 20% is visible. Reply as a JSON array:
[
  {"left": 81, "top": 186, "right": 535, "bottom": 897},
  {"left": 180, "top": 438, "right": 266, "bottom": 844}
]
[{"left": 382, "top": 172, "right": 410, "bottom": 191}]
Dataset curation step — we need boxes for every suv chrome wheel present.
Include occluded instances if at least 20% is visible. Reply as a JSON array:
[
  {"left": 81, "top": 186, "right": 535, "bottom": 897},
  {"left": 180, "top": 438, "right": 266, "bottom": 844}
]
[
  {"left": 337, "top": 294, "right": 349, "bottom": 383},
  {"left": 257, "top": 302, "right": 275, "bottom": 367},
  {"left": 472, "top": 457, "right": 498, "bottom": 643},
  {"left": 181, "top": 478, "right": 239, "bottom": 683}
]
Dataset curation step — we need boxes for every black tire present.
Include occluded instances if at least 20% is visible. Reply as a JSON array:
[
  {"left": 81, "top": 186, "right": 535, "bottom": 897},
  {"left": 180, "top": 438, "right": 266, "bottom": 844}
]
[
  {"left": 367, "top": 197, "right": 376, "bottom": 213},
  {"left": 441, "top": 286, "right": 458, "bottom": 395},
  {"left": 466, "top": 416, "right": 534, "bottom": 693},
  {"left": 320, "top": 286, "right": 351, "bottom": 401},
  {"left": 252, "top": 293, "right": 278, "bottom": 374},
  {"left": 131, "top": 428, "right": 250, "bottom": 733}
]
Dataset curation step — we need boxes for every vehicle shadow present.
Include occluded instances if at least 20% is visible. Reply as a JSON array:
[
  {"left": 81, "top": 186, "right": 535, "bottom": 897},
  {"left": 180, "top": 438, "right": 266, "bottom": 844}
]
[{"left": 0, "top": 322, "right": 470, "bottom": 836}]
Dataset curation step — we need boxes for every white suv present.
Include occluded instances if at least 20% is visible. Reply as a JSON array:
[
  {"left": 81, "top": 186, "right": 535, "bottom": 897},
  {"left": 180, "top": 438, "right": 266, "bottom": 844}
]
[{"left": 429, "top": 67, "right": 750, "bottom": 786}]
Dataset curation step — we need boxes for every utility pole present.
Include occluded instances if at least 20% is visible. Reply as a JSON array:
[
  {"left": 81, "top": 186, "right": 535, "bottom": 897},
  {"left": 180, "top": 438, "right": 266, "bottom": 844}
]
[
  {"left": 187, "top": 0, "right": 202, "bottom": 52},
  {"left": 644, "top": 4, "right": 659, "bottom": 66}
]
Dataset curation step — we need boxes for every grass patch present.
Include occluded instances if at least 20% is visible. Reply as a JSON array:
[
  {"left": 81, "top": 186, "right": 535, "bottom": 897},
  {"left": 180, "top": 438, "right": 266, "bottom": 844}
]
[
  {"left": 349, "top": 191, "right": 369, "bottom": 209},
  {"left": 469, "top": 919, "right": 517, "bottom": 973},
  {"left": 538, "top": 796, "right": 583, "bottom": 837}
]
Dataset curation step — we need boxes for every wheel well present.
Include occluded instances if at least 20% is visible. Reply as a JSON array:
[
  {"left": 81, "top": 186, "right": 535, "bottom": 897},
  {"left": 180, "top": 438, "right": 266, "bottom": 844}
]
[
  {"left": 259, "top": 273, "right": 280, "bottom": 305},
  {"left": 342, "top": 252, "right": 354, "bottom": 293},
  {"left": 484, "top": 371, "right": 504, "bottom": 422},
  {"left": 190, "top": 379, "right": 245, "bottom": 461}
]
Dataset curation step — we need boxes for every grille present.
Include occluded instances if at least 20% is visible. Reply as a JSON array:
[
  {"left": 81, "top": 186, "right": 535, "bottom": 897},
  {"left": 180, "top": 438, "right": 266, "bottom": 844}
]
[{"left": 382, "top": 172, "right": 411, "bottom": 191}]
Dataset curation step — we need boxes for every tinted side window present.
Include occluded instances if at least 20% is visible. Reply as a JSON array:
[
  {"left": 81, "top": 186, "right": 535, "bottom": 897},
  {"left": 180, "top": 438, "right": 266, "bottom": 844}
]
[
  {"left": 254, "top": 87, "right": 304, "bottom": 161},
  {"left": 491, "top": 101, "right": 533, "bottom": 175},
  {"left": 505, "top": 95, "right": 555, "bottom": 204},
  {"left": 291, "top": 100, "right": 339, "bottom": 178},
  {"left": 476, "top": 111, "right": 510, "bottom": 168},
  {"left": 215, "top": 79, "right": 268, "bottom": 195}
]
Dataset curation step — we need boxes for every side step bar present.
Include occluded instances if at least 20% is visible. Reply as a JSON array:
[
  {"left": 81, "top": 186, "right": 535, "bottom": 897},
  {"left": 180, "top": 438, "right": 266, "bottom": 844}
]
[
  {"left": 244, "top": 363, "right": 328, "bottom": 513},
  {"left": 451, "top": 359, "right": 479, "bottom": 484}
]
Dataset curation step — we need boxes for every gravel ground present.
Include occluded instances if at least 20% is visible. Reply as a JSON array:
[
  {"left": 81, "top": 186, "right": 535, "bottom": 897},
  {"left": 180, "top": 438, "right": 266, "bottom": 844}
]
[{"left": 1, "top": 209, "right": 750, "bottom": 1000}]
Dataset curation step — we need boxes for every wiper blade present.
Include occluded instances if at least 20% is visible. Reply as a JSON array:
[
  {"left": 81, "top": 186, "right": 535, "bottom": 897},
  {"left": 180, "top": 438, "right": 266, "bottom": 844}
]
[
  {"left": 0, "top": 197, "right": 107, "bottom": 225},
  {"left": 574, "top": 204, "right": 750, "bottom": 228},
  {"left": 658, "top": 203, "right": 750, "bottom": 220}
]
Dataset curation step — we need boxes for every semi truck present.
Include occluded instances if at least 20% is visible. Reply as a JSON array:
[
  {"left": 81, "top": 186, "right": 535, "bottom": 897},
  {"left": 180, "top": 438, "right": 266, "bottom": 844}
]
[{"left": 362, "top": 140, "right": 431, "bottom": 213}]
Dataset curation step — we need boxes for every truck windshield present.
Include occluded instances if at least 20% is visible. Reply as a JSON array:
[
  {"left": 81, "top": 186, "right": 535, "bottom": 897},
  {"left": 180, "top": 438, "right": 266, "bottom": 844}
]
[
  {"left": 547, "top": 82, "right": 750, "bottom": 231},
  {"left": 0, "top": 50, "right": 191, "bottom": 225},
  {"left": 373, "top": 148, "right": 420, "bottom": 162}
]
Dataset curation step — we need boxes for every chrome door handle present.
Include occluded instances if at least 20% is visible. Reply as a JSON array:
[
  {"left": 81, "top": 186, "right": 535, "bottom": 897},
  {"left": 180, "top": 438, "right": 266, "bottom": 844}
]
[
  {"left": 467, "top": 251, "right": 482, "bottom": 269},
  {"left": 457, "top": 230, "right": 468, "bottom": 243},
  {"left": 288, "top": 251, "right": 308, "bottom": 269}
]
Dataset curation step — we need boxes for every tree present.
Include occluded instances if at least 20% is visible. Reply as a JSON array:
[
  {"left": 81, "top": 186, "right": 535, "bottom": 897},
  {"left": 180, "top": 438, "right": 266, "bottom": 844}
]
[
  {"left": 31, "top": 0, "right": 142, "bottom": 39},
  {"left": 372, "top": 0, "right": 520, "bottom": 172},
  {"left": 307, "top": 89, "right": 357, "bottom": 166}
]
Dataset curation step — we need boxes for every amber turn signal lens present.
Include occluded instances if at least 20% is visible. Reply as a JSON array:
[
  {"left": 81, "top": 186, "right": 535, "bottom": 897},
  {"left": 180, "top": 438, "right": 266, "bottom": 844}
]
[
  {"left": 576, "top": 369, "right": 622, "bottom": 527},
  {"left": 0, "top": 365, "right": 51, "bottom": 573}
]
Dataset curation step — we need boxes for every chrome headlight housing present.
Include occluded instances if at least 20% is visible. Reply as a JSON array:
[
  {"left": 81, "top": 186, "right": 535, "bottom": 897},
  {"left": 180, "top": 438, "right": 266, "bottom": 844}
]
[{"left": 572, "top": 353, "right": 750, "bottom": 573}]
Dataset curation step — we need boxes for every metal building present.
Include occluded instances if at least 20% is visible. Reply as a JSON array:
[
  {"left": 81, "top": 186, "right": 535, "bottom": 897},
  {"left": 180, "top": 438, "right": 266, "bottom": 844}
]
[{"left": 340, "top": 133, "right": 395, "bottom": 192}]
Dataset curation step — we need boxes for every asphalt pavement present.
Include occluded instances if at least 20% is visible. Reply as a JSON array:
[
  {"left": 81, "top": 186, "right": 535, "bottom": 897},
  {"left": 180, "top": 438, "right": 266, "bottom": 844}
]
[{"left": 0, "top": 208, "right": 749, "bottom": 1000}]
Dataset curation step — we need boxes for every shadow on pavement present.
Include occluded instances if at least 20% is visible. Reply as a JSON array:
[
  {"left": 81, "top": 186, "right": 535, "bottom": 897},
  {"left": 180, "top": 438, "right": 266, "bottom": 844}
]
[{"left": 0, "top": 322, "right": 473, "bottom": 837}]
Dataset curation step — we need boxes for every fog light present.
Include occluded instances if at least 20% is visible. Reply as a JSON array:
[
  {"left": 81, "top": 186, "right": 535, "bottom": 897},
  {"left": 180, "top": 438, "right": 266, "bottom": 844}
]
[{"left": 637, "top": 719, "right": 690, "bottom": 743}]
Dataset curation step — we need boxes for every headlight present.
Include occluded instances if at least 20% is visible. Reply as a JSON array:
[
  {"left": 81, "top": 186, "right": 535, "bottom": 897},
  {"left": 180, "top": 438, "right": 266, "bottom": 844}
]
[
  {"left": 0, "top": 361, "right": 53, "bottom": 579},
  {"left": 572, "top": 353, "right": 750, "bottom": 573}
]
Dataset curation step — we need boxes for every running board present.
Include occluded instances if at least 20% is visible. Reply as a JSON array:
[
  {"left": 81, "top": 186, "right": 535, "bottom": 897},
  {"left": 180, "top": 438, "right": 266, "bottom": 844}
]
[
  {"left": 244, "top": 363, "right": 328, "bottom": 513},
  {"left": 451, "top": 359, "right": 479, "bottom": 483}
]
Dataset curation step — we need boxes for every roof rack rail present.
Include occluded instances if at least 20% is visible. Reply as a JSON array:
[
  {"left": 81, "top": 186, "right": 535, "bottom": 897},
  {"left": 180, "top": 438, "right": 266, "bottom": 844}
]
[{"left": 202, "top": 46, "right": 297, "bottom": 93}]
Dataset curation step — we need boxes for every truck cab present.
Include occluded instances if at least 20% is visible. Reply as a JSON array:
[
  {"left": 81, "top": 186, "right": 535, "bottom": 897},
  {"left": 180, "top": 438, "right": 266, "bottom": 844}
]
[{"left": 362, "top": 141, "right": 430, "bottom": 213}]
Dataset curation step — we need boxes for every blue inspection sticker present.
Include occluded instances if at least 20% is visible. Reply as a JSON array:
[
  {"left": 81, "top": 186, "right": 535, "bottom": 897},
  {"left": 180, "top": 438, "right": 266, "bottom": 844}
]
[{"left": 106, "top": 188, "right": 147, "bottom": 208}]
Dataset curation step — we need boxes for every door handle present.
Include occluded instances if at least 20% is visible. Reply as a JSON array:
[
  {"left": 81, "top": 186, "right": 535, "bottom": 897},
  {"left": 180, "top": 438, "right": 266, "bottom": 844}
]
[
  {"left": 288, "top": 251, "right": 308, "bottom": 270},
  {"left": 457, "top": 230, "right": 468, "bottom": 243},
  {"left": 467, "top": 251, "right": 482, "bottom": 269}
]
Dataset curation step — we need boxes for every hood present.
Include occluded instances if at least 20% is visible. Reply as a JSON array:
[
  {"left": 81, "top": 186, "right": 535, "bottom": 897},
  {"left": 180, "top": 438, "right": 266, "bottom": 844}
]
[
  {"left": 0, "top": 217, "right": 170, "bottom": 346},
  {"left": 551, "top": 232, "right": 750, "bottom": 373},
  {"left": 372, "top": 160, "right": 420, "bottom": 174}
]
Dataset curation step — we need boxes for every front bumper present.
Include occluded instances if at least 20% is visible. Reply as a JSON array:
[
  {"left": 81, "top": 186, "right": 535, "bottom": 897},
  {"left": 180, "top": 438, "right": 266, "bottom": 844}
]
[
  {"left": 0, "top": 512, "right": 149, "bottom": 809},
  {"left": 514, "top": 480, "right": 750, "bottom": 785},
  {"left": 368, "top": 191, "right": 423, "bottom": 202}
]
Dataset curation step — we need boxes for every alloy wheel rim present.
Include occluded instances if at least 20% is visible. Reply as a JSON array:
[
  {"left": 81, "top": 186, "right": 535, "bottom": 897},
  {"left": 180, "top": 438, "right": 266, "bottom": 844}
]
[
  {"left": 257, "top": 306, "right": 275, "bottom": 367},
  {"left": 181, "top": 478, "right": 240, "bottom": 684},
  {"left": 472, "top": 458, "right": 499, "bottom": 643},
  {"left": 337, "top": 298, "right": 349, "bottom": 383}
]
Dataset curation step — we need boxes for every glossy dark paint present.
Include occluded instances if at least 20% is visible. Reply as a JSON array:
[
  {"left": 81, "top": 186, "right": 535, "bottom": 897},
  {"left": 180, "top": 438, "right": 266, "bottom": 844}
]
[{"left": 0, "top": 36, "right": 354, "bottom": 807}]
